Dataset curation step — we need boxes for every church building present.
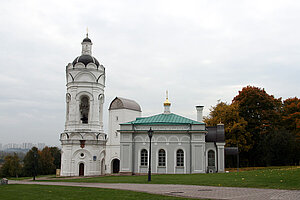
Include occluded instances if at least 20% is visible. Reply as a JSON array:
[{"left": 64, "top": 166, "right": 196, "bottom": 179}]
[
  {"left": 119, "top": 95, "right": 225, "bottom": 174},
  {"left": 59, "top": 35, "right": 225, "bottom": 176}
]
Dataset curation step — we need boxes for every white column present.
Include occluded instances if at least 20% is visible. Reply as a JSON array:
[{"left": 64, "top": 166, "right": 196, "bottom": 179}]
[{"left": 216, "top": 143, "right": 225, "bottom": 172}]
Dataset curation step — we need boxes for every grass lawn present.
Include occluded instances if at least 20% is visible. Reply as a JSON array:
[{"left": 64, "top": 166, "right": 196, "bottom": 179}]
[
  {"left": 7, "top": 175, "right": 56, "bottom": 181},
  {"left": 0, "top": 184, "right": 200, "bottom": 200},
  {"left": 44, "top": 166, "right": 300, "bottom": 190}
]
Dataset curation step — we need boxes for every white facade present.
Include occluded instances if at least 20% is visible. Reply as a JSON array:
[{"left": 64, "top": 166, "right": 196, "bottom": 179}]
[
  {"left": 106, "top": 97, "right": 142, "bottom": 173},
  {"left": 59, "top": 35, "right": 225, "bottom": 176},
  {"left": 60, "top": 34, "right": 106, "bottom": 176},
  {"left": 119, "top": 102, "right": 226, "bottom": 174}
]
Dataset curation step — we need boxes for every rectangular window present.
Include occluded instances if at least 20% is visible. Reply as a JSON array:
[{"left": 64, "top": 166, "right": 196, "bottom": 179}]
[
  {"left": 141, "top": 149, "right": 148, "bottom": 166},
  {"left": 176, "top": 149, "right": 184, "bottom": 167},
  {"left": 158, "top": 149, "right": 166, "bottom": 167}
]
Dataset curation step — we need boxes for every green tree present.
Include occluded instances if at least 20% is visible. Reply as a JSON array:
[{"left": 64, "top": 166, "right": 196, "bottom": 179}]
[
  {"left": 0, "top": 153, "right": 21, "bottom": 177},
  {"left": 268, "top": 129, "right": 297, "bottom": 166},
  {"left": 23, "top": 147, "right": 39, "bottom": 177},
  {"left": 49, "top": 147, "right": 61, "bottom": 171},
  {"left": 39, "top": 147, "right": 55, "bottom": 175}
]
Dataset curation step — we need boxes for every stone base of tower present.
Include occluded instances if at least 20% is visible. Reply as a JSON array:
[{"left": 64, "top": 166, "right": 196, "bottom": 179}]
[{"left": 60, "top": 131, "right": 106, "bottom": 177}]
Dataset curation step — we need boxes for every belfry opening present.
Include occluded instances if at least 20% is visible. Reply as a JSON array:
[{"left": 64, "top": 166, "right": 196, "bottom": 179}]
[{"left": 80, "top": 96, "right": 89, "bottom": 124}]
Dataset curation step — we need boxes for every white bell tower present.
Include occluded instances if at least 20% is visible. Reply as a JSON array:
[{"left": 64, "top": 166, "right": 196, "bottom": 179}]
[{"left": 60, "top": 33, "right": 106, "bottom": 176}]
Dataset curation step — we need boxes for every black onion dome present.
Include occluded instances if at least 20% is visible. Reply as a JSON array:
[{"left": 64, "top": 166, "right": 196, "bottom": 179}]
[
  {"left": 83, "top": 37, "right": 92, "bottom": 43},
  {"left": 72, "top": 55, "right": 100, "bottom": 67}
]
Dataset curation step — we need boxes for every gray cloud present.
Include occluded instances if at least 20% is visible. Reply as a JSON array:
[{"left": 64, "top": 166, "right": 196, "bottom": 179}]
[{"left": 0, "top": 0, "right": 299, "bottom": 146}]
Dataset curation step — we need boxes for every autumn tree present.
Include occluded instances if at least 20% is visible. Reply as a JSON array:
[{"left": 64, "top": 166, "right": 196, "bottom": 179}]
[
  {"left": 282, "top": 97, "right": 300, "bottom": 164},
  {"left": 233, "top": 86, "right": 282, "bottom": 135},
  {"left": 233, "top": 86, "right": 284, "bottom": 166},
  {"left": 282, "top": 97, "right": 300, "bottom": 138},
  {"left": 204, "top": 101, "right": 253, "bottom": 153},
  {"left": 0, "top": 153, "right": 22, "bottom": 178},
  {"left": 205, "top": 86, "right": 299, "bottom": 166}
]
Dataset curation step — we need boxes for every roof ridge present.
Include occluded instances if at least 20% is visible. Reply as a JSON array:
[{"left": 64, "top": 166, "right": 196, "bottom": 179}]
[{"left": 121, "top": 112, "right": 204, "bottom": 125}]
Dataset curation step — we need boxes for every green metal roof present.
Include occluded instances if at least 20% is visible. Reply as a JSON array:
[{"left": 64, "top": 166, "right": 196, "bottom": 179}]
[{"left": 121, "top": 113, "right": 204, "bottom": 125}]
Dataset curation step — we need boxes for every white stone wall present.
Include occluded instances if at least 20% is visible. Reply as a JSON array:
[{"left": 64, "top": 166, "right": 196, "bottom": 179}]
[
  {"left": 60, "top": 139, "right": 106, "bottom": 176},
  {"left": 60, "top": 44, "right": 106, "bottom": 176},
  {"left": 120, "top": 124, "right": 210, "bottom": 174},
  {"left": 65, "top": 63, "right": 105, "bottom": 132},
  {"left": 106, "top": 109, "right": 141, "bottom": 173}
]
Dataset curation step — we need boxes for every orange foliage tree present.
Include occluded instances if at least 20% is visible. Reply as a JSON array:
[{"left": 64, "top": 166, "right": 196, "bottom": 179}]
[
  {"left": 282, "top": 97, "right": 300, "bottom": 139},
  {"left": 204, "top": 101, "right": 253, "bottom": 153}
]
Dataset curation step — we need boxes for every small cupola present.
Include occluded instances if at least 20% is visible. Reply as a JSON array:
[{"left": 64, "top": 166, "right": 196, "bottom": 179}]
[
  {"left": 163, "top": 91, "right": 171, "bottom": 114},
  {"left": 81, "top": 32, "right": 92, "bottom": 55},
  {"left": 72, "top": 31, "right": 101, "bottom": 68}
]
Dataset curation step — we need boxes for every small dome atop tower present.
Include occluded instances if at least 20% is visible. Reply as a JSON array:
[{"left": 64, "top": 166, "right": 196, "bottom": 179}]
[
  {"left": 163, "top": 90, "right": 171, "bottom": 114},
  {"left": 164, "top": 98, "right": 171, "bottom": 106},
  {"left": 82, "top": 37, "right": 92, "bottom": 43},
  {"left": 72, "top": 55, "right": 100, "bottom": 67},
  {"left": 71, "top": 32, "right": 102, "bottom": 68}
]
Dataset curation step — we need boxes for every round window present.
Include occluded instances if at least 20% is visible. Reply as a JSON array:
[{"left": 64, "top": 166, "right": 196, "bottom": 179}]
[{"left": 80, "top": 153, "right": 84, "bottom": 157}]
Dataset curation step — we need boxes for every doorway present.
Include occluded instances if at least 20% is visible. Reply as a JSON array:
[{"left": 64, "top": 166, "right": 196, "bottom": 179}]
[
  {"left": 101, "top": 159, "right": 105, "bottom": 175},
  {"left": 111, "top": 159, "right": 120, "bottom": 173},
  {"left": 79, "top": 163, "right": 84, "bottom": 176}
]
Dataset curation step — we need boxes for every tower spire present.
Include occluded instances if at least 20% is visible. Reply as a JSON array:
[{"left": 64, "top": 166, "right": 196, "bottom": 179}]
[
  {"left": 81, "top": 29, "right": 92, "bottom": 55},
  {"left": 163, "top": 90, "right": 171, "bottom": 114}
]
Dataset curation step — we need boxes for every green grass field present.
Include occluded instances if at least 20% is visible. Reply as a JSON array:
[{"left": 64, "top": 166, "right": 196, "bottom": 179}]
[
  {"left": 0, "top": 184, "right": 199, "bottom": 200},
  {"left": 8, "top": 175, "right": 55, "bottom": 181},
  {"left": 44, "top": 166, "right": 300, "bottom": 190}
]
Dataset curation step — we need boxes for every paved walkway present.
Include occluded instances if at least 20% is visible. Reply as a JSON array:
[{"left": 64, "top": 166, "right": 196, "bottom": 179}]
[{"left": 8, "top": 180, "right": 300, "bottom": 200}]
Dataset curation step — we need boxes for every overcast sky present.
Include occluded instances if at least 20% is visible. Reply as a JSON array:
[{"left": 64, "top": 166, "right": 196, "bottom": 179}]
[{"left": 0, "top": 0, "right": 299, "bottom": 146}]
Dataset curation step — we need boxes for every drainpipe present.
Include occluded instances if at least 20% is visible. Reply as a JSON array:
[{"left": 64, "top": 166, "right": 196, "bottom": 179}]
[
  {"left": 132, "top": 124, "right": 135, "bottom": 175},
  {"left": 214, "top": 142, "right": 218, "bottom": 173},
  {"left": 189, "top": 124, "right": 192, "bottom": 174}
]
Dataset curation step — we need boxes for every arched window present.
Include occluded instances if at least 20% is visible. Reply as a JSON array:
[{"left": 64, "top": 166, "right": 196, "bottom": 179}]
[
  {"left": 176, "top": 149, "right": 184, "bottom": 167},
  {"left": 141, "top": 149, "right": 148, "bottom": 166},
  {"left": 208, "top": 150, "right": 215, "bottom": 167},
  {"left": 158, "top": 149, "right": 166, "bottom": 167},
  {"left": 80, "top": 96, "right": 89, "bottom": 124}
]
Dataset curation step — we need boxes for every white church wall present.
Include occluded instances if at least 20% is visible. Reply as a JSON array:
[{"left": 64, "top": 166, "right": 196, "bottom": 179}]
[
  {"left": 191, "top": 141, "right": 205, "bottom": 173},
  {"left": 122, "top": 133, "right": 194, "bottom": 174},
  {"left": 106, "top": 108, "right": 141, "bottom": 174},
  {"left": 120, "top": 133, "right": 133, "bottom": 173},
  {"left": 60, "top": 35, "right": 106, "bottom": 177}
]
